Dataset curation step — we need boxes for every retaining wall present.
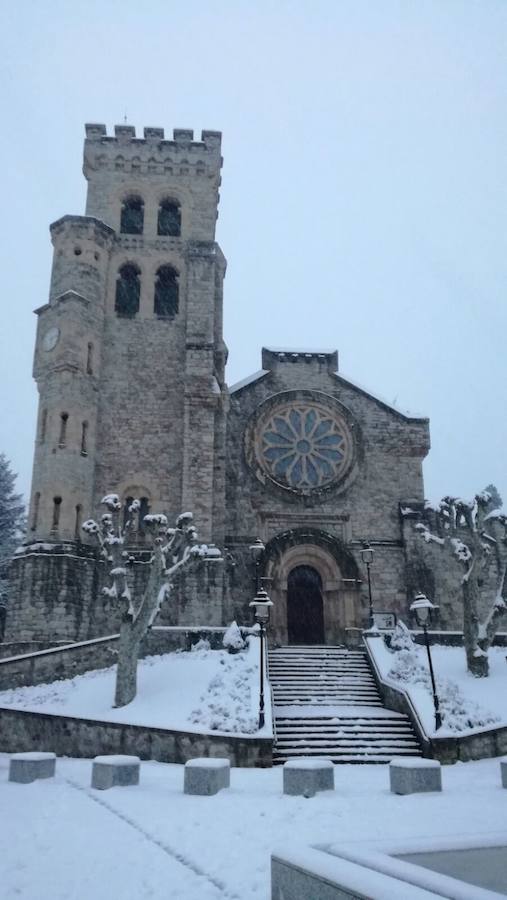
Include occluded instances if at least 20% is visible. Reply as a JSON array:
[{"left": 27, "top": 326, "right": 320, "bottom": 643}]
[
  {"left": 0, "top": 626, "right": 236, "bottom": 690},
  {"left": 0, "top": 706, "right": 272, "bottom": 767}
]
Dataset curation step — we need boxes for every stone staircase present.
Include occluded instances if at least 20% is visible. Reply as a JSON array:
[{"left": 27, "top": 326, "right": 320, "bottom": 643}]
[{"left": 269, "top": 645, "right": 422, "bottom": 764}]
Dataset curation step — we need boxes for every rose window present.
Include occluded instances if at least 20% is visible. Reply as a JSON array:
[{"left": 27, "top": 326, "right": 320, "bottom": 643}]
[{"left": 259, "top": 404, "right": 350, "bottom": 489}]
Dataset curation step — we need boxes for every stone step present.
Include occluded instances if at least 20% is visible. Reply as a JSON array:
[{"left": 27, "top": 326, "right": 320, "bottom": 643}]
[{"left": 269, "top": 645, "right": 422, "bottom": 765}]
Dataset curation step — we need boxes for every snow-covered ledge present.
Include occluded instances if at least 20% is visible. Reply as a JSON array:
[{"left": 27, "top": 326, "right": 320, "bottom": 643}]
[
  {"left": 272, "top": 832, "right": 507, "bottom": 899},
  {"left": 364, "top": 635, "right": 507, "bottom": 764}
]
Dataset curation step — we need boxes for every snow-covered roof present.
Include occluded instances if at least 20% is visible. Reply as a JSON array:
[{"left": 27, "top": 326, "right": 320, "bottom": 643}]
[
  {"left": 229, "top": 370, "right": 269, "bottom": 394},
  {"left": 334, "top": 371, "right": 428, "bottom": 420}
]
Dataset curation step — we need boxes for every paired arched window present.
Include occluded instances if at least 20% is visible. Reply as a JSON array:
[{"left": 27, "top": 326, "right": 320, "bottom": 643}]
[
  {"left": 154, "top": 265, "right": 179, "bottom": 318},
  {"left": 120, "top": 195, "right": 144, "bottom": 235},
  {"left": 115, "top": 263, "right": 141, "bottom": 318},
  {"left": 157, "top": 199, "right": 181, "bottom": 236}
]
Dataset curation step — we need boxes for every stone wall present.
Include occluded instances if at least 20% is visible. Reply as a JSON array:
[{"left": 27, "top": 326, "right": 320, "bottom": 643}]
[
  {"left": 0, "top": 626, "right": 236, "bottom": 690},
  {"left": 0, "top": 706, "right": 272, "bottom": 767},
  {"left": 5, "top": 544, "right": 228, "bottom": 643}
]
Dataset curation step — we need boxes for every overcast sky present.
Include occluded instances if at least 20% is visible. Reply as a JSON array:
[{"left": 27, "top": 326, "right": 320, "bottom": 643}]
[{"left": 1, "top": 0, "right": 506, "bottom": 508}]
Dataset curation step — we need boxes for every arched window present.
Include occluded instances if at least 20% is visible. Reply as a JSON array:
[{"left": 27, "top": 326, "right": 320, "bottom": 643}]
[
  {"left": 154, "top": 265, "right": 179, "bottom": 319},
  {"left": 31, "top": 492, "right": 40, "bottom": 531},
  {"left": 86, "top": 342, "right": 93, "bottom": 375},
  {"left": 52, "top": 496, "right": 62, "bottom": 531},
  {"left": 120, "top": 195, "right": 144, "bottom": 235},
  {"left": 115, "top": 263, "right": 141, "bottom": 318},
  {"left": 59, "top": 413, "right": 68, "bottom": 448},
  {"left": 74, "top": 504, "right": 82, "bottom": 540},
  {"left": 81, "top": 421, "right": 88, "bottom": 456},
  {"left": 157, "top": 199, "right": 181, "bottom": 236},
  {"left": 39, "top": 409, "right": 47, "bottom": 443}
]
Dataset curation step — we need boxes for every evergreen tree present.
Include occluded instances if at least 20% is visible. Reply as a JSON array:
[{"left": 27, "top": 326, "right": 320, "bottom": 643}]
[{"left": 0, "top": 453, "right": 25, "bottom": 601}]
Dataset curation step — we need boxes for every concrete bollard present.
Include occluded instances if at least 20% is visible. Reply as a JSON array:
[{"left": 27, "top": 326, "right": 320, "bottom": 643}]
[
  {"left": 91, "top": 755, "right": 140, "bottom": 790},
  {"left": 390, "top": 758, "right": 442, "bottom": 795},
  {"left": 283, "top": 758, "right": 335, "bottom": 797},
  {"left": 184, "top": 758, "right": 230, "bottom": 795},
  {"left": 9, "top": 752, "right": 56, "bottom": 784}
]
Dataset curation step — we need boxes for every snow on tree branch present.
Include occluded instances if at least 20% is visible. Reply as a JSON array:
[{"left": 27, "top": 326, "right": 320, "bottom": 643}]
[{"left": 82, "top": 495, "right": 222, "bottom": 707}]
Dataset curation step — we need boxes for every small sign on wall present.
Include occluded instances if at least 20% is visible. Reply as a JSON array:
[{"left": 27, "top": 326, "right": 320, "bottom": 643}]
[{"left": 372, "top": 611, "right": 397, "bottom": 631}]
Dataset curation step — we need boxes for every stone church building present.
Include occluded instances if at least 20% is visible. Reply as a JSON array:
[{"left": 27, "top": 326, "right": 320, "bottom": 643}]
[{"left": 7, "top": 124, "right": 436, "bottom": 647}]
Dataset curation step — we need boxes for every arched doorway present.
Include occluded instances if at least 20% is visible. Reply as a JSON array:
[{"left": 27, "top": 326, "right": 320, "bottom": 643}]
[{"left": 287, "top": 565, "right": 324, "bottom": 644}]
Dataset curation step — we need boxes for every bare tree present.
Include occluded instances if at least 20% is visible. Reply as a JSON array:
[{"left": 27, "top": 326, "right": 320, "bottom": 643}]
[
  {"left": 406, "top": 488, "right": 506, "bottom": 677},
  {"left": 83, "top": 494, "right": 221, "bottom": 707}
]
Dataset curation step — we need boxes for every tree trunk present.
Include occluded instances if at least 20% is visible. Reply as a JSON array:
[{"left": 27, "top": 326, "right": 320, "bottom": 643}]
[
  {"left": 114, "top": 616, "right": 143, "bottom": 707},
  {"left": 463, "top": 573, "right": 489, "bottom": 677},
  {"left": 113, "top": 547, "right": 165, "bottom": 707}
]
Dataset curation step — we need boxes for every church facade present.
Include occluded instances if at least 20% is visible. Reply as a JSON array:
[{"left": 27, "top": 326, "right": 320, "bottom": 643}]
[{"left": 7, "top": 124, "right": 435, "bottom": 646}]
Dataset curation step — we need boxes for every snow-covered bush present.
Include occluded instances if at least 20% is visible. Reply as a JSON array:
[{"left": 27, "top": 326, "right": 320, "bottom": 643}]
[
  {"left": 438, "top": 679, "right": 498, "bottom": 733},
  {"left": 388, "top": 642, "right": 499, "bottom": 732},
  {"left": 189, "top": 643, "right": 257, "bottom": 733},
  {"left": 222, "top": 621, "right": 245, "bottom": 654},
  {"left": 388, "top": 620, "right": 415, "bottom": 653},
  {"left": 191, "top": 638, "right": 210, "bottom": 654},
  {"left": 388, "top": 646, "right": 427, "bottom": 685}
]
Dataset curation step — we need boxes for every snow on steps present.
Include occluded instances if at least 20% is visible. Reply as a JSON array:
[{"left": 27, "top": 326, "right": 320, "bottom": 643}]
[{"left": 269, "top": 646, "right": 422, "bottom": 764}]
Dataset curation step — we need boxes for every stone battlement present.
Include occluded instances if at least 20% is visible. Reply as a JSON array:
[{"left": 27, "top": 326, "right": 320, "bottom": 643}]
[
  {"left": 84, "top": 123, "right": 222, "bottom": 155},
  {"left": 262, "top": 347, "right": 339, "bottom": 372}
]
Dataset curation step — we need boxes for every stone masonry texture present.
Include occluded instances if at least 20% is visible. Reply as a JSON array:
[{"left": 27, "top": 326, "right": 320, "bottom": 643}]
[{"left": 8, "top": 123, "right": 477, "bottom": 649}]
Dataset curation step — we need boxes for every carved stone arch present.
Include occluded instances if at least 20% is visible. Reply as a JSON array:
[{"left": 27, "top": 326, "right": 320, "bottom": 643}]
[{"left": 263, "top": 528, "right": 363, "bottom": 645}]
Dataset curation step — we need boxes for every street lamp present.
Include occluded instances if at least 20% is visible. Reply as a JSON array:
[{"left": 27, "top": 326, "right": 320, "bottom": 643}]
[
  {"left": 249, "top": 538, "right": 265, "bottom": 593},
  {"left": 410, "top": 593, "right": 442, "bottom": 731},
  {"left": 249, "top": 588, "right": 273, "bottom": 729},
  {"left": 360, "top": 543, "right": 375, "bottom": 628}
]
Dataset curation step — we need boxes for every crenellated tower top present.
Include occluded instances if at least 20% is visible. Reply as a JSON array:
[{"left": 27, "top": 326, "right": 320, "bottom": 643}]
[{"left": 83, "top": 124, "right": 223, "bottom": 241}]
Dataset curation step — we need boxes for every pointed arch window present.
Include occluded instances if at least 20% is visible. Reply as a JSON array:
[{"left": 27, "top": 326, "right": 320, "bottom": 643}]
[
  {"left": 154, "top": 265, "right": 179, "bottom": 319},
  {"left": 157, "top": 199, "right": 181, "bottom": 236},
  {"left": 115, "top": 263, "right": 141, "bottom": 318},
  {"left": 120, "top": 195, "right": 144, "bottom": 234}
]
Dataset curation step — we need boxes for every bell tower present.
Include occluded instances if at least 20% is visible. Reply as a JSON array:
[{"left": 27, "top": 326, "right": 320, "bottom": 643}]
[{"left": 28, "top": 123, "right": 227, "bottom": 547}]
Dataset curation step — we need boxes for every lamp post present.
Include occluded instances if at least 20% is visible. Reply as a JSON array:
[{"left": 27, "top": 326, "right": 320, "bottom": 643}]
[
  {"left": 360, "top": 543, "right": 375, "bottom": 628},
  {"left": 249, "top": 588, "right": 273, "bottom": 729},
  {"left": 410, "top": 593, "right": 442, "bottom": 731},
  {"left": 249, "top": 538, "right": 265, "bottom": 593}
]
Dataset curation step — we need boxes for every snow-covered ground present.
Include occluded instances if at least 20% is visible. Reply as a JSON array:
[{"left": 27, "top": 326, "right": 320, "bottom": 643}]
[
  {"left": 369, "top": 637, "right": 506, "bottom": 737},
  {"left": 0, "top": 639, "right": 272, "bottom": 737},
  {"left": 1, "top": 754, "right": 505, "bottom": 899}
]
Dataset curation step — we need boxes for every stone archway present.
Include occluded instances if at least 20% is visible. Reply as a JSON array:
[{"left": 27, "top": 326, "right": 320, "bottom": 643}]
[{"left": 263, "top": 531, "right": 363, "bottom": 646}]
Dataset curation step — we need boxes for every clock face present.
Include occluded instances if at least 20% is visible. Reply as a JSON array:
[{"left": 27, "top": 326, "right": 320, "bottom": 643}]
[{"left": 42, "top": 326, "right": 60, "bottom": 352}]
